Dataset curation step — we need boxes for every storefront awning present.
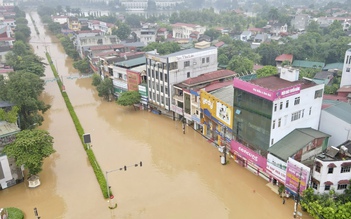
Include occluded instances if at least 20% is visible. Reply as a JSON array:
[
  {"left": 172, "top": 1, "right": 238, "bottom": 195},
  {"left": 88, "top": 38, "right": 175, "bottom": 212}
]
[
  {"left": 315, "top": 161, "right": 323, "bottom": 166},
  {"left": 327, "top": 163, "right": 336, "bottom": 168},
  {"left": 341, "top": 162, "right": 351, "bottom": 167},
  {"left": 324, "top": 181, "right": 333, "bottom": 186},
  {"left": 311, "top": 178, "right": 320, "bottom": 184},
  {"left": 338, "top": 180, "right": 350, "bottom": 184}
]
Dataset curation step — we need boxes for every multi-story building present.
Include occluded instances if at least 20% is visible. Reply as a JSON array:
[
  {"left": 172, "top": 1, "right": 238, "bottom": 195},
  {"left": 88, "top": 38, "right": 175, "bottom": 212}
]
[
  {"left": 155, "top": 0, "right": 184, "bottom": 10},
  {"left": 52, "top": 15, "right": 68, "bottom": 25},
  {"left": 340, "top": 48, "right": 351, "bottom": 87},
  {"left": 139, "top": 23, "right": 157, "bottom": 45},
  {"left": 232, "top": 67, "right": 324, "bottom": 157},
  {"left": 171, "top": 23, "right": 206, "bottom": 39},
  {"left": 173, "top": 69, "right": 236, "bottom": 131},
  {"left": 312, "top": 140, "right": 351, "bottom": 194},
  {"left": 74, "top": 34, "right": 119, "bottom": 59},
  {"left": 145, "top": 42, "right": 217, "bottom": 113},
  {"left": 87, "top": 20, "right": 115, "bottom": 35},
  {"left": 68, "top": 17, "right": 81, "bottom": 32},
  {"left": 120, "top": 0, "right": 148, "bottom": 11}
]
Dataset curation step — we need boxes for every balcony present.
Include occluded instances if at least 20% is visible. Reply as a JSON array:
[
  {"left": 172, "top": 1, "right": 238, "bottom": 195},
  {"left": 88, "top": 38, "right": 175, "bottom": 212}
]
[{"left": 173, "top": 94, "right": 183, "bottom": 102}]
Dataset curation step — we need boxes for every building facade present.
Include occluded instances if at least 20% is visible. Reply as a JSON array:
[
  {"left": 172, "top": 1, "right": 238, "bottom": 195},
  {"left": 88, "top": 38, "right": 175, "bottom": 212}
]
[
  {"left": 145, "top": 42, "right": 217, "bottom": 112},
  {"left": 232, "top": 67, "right": 324, "bottom": 157},
  {"left": 340, "top": 48, "right": 351, "bottom": 87}
]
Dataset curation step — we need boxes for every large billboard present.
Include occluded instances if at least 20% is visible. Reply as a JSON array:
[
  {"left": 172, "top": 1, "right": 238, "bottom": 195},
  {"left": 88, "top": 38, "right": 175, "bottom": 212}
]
[
  {"left": 233, "top": 78, "right": 301, "bottom": 101},
  {"left": 285, "top": 158, "right": 310, "bottom": 196},
  {"left": 200, "top": 90, "right": 233, "bottom": 128},
  {"left": 266, "top": 153, "right": 287, "bottom": 183}
]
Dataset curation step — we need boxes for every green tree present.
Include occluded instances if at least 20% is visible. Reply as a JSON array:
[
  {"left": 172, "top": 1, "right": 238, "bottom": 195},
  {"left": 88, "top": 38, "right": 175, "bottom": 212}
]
[
  {"left": 227, "top": 56, "right": 253, "bottom": 74},
  {"left": 256, "top": 65, "right": 277, "bottom": 78},
  {"left": 0, "top": 106, "right": 19, "bottom": 123},
  {"left": 0, "top": 72, "right": 50, "bottom": 130},
  {"left": 73, "top": 58, "right": 91, "bottom": 73},
  {"left": 142, "top": 42, "right": 181, "bottom": 55},
  {"left": 16, "top": 24, "right": 31, "bottom": 38},
  {"left": 256, "top": 42, "right": 281, "bottom": 66},
  {"left": 48, "top": 22, "right": 62, "bottom": 35},
  {"left": 97, "top": 78, "right": 114, "bottom": 101},
  {"left": 15, "top": 31, "right": 26, "bottom": 42},
  {"left": 204, "top": 28, "right": 221, "bottom": 41},
  {"left": 218, "top": 54, "right": 229, "bottom": 66},
  {"left": 116, "top": 91, "right": 141, "bottom": 110},
  {"left": 92, "top": 74, "right": 102, "bottom": 86},
  {"left": 218, "top": 35, "right": 232, "bottom": 44},
  {"left": 113, "top": 23, "right": 131, "bottom": 41},
  {"left": 4, "top": 129, "right": 55, "bottom": 176},
  {"left": 15, "top": 17, "right": 28, "bottom": 25}
]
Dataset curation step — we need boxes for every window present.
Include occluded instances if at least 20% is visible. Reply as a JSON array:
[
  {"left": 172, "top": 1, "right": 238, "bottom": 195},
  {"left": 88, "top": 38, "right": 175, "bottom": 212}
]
[
  {"left": 309, "top": 107, "right": 312, "bottom": 115},
  {"left": 328, "top": 168, "right": 334, "bottom": 174},
  {"left": 313, "top": 182, "right": 319, "bottom": 189},
  {"left": 165, "top": 74, "right": 168, "bottom": 82},
  {"left": 291, "top": 111, "right": 302, "bottom": 121},
  {"left": 286, "top": 100, "right": 289, "bottom": 108},
  {"left": 294, "top": 97, "right": 300, "bottom": 105},
  {"left": 118, "top": 73, "right": 122, "bottom": 79},
  {"left": 202, "top": 58, "right": 205, "bottom": 64},
  {"left": 184, "top": 61, "right": 190, "bottom": 67},
  {"left": 165, "top": 87, "right": 168, "bottom": 94},
  {"left": 206, "top": 57, "right": 210, "bottom": 63},
  {"left": 302, "top": 109, "right": 304, "bottom": 118},
  {"left": 347, "top": 68, "right": 350, "bottom": 72},
  {"left": 338, "top": 184, "right": 348, "bottom": 190},
  {"left": 272, "top": 120, "right": 276, "bottom": 129},
  {"left": 271, "top": 138, "right": 274, "bottom": 145},
  {"left": 274, "top": 104, "right": 277, "bottom": 112},
  {"left": 160, "top": 72, "right": 163, "bottom": 80},
  {"left": 315, "top": 165, "right": 321, "bottom": 173},
  {"left": 155, "top": 71, "right": 159, "bottom": 79},
  {"left": 161, "top": 85, "right": 164, "bottom": 92},
  {"left": 280, "top": 102, "right": 283, "bottom": 110},
  {"left": 341, "top": 166, "right": 351, "bottom": 173},
  {"left": 325, "top": 185, "right": 330, "bottom": 191},
  {"left": 187, "top": 72, "right": 190, "bottom": 78},
  {"left": 314, "top": 89, "right": 323, "bottom": 99},
  {"left": 148, "top": 69, "right": 151, "bottom": 76},
  {"left": 152, "top": 70, "right": 154, "bottom": 78}
]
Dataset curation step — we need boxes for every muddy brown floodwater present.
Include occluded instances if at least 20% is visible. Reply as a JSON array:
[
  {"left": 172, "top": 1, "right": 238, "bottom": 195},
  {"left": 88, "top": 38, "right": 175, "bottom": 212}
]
[{"left": 0, "top": 11, "right": 314, "bottom": 219}]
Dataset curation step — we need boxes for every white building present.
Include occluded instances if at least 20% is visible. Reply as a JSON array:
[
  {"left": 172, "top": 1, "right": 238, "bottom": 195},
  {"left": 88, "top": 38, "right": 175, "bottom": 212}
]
[
  {"left": 155, "top": 0, "right": 184, "bottom": 9},
  {"left": 319, "top": 100, "right": 351, "bottom": 147},
  {"left": 340, "top": 48, "right": 351, "bottom": 87},
  {"left": 312, "top": 140, "right": 351, "bottom": 194},
  {"left": 120, "top": 0, "right": 148, "bottom": 11},
  {"left": 87, "top": 20, "right": 115, "bottom": 35},
  {"left": 145, "top": 42, "right": 217, "bottom": 111},
  {"left": 138, "top": 23, "right": 157, "bottom": 45},
  {"left": 233, "top": 67, "right": 325, "bottom": 155},
  {"left": 52, "top": 15, "right": 68, "bottom": 25},
  {"left": 171, "top": 22, "right": 206, "bottom": 39}
]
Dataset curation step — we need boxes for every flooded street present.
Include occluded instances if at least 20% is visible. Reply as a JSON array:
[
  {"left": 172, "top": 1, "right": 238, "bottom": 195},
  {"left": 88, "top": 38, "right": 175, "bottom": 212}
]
[{"left": 0, "top": 11, "right": 313, "bottom": 219}]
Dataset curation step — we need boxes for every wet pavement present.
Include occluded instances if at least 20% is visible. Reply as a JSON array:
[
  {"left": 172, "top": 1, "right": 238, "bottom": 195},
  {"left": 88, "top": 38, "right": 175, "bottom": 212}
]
[{"left": 0, "top": 11, "right": 312, "bottom": 219}]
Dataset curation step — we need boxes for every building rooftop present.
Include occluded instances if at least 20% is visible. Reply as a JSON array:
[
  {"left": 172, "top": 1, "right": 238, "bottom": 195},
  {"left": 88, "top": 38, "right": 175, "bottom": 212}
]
[
  {"left": 210, "top": 85, "right": 234, "bottom": 106},
  {"left": 248, "top": 74, "right": 316, "bottom": 91},
  {"left": 171, "top": 22, "right": 199, "bottom": 28},
  {"left": 268, "top": 128, "right": 331, "bottom": 161},
  {"left": 316, "top": 140, "right": 351, "bottom": 162},
  {"left": 179, "top": 69, "right": 236, "bottom": 86},
  {"left": 292, "top": 60, "right": 325, "bottom": 68},
  {"left": 203, "top": 81, "right": 234, "bottom": 93},
  {"left": 322, "top": 100, "right": 351, "bottom": 124},
  {"left": 275, "top": 54, "right": 293, "bottom": 62},
  {"left": 163, "top": 46, "right": 217, "bottom": 58},
  {"left": 115, "top": 57, "right": 146, "bottom": 68},
  {"left": 322, "top": 62, "right": 344, "bottom": 71}
]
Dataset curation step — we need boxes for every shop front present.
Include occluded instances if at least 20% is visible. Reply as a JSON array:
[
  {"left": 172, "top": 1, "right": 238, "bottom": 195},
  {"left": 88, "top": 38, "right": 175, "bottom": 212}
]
[{"left": 230, "top": 140, "right": 269, "bottom": 181}]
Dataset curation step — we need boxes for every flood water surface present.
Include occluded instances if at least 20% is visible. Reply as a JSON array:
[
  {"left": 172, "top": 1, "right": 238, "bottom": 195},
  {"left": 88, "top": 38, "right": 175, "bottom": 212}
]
[{"left": 0, "top": 11, "right": 313, "bottom": 219}]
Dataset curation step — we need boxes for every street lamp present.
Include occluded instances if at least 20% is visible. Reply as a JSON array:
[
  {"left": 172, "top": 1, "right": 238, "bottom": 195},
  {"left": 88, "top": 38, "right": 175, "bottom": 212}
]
[{"left": 105, "top": 161, "right": 143, "bottom": 209}]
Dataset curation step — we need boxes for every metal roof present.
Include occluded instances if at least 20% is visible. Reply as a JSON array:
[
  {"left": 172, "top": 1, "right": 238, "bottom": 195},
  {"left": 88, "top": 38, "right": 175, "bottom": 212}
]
[
  {"left": 158, "top": 46, "right": 217, "bottom": 58},
  {"left": 210, "top": 85, "right": 234, "bottom": 106},
  {"left": 322, "top": 62, "right": 344, "bottom": 71},
  {"left": 323, "top": 100, "right": 351, "bottom": 124},
  {"left": 115, "top": 57, "right": 146, "bottom": 68},
  {"left": 292, "top": 60, "right": 325, "bottom": 68},
  {"left": 268, "top": 128, "right": 330, "bottom": 161}
]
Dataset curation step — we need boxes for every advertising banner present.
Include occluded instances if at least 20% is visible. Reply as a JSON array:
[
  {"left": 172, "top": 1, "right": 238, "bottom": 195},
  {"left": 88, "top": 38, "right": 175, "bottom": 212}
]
[
  {"left": 285, "top": 158, "right": 310, "bottom": 196},
  {"left": 230, "top": 141, "right": 267, "bottom": 171},
  {"left": 266, "top": 154, "right": 287, "bottom": 183},
  {"left": 200, "top": 90, "right": 233, "bottom": 128},
  {"left": 233, "top": 78, "right": 301, "bottom": 101}
]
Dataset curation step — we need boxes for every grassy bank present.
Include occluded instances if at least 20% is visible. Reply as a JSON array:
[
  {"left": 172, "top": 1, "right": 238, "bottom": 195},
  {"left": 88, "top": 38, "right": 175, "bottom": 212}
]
[{"left": 45, "top": 53, "right": 110, "bottom": 199}]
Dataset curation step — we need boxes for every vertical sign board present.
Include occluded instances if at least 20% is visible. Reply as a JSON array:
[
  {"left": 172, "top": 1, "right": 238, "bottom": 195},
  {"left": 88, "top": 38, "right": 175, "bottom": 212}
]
[
  {"left": 285, "top": 158, "right": 310, "bottom": 196},
  {"left": 266, "top": 153, "right": 287, "bottom": 183},
  {"left": 83, "top": 133, "right": 91, "bottom": 144}
]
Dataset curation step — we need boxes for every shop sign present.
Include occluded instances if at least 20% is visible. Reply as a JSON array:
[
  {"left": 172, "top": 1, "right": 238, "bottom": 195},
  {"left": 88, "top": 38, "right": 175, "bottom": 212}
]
[
  {"left": 200, "top": 90, "right": 216, "bottom": 115},
  {"left": 192, "top": 115, "right": 200, "bottom": 123},
  {"left": 266, "top": 153, "right": 287, "bottom": 183},
  {"left": 171, "top": 104, "right": 183, "bottom": 114},
  {"left": 285, "top": 158, "right": 310, "bottom": 196},
  {"left": 230, "top": 140, "right": 267, "bottom": 171}
]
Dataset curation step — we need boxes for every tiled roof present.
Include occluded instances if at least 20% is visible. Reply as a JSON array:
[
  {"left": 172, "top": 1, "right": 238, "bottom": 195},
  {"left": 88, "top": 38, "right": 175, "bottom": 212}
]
[
  {"left": 158, "top": 27, "right": 167, "bottom": 32},
  {"left": 248, "top": 27, "right": 263, "bottom": 32},
  {"left": 292, "top": 60, "right": 325, "bottom": 68},
  {"left": 0, "top": 37, "right": 14, "bottom": 41},
  {"left": 268, "top": 128, "right": 330, "bottom": 161},
  {"left": 204, "top": 80, "right": 234, "bottom": 92},
  {"left": 115, "top": 57, "right": 146, "bottom": 68},
  {"left": 338, "top": 85, "right": 351, "bottom": 93},
  {"left": 323, "top": 62, "right": 344, "bottom": 71},
  {"left": 214, "top": 41, "right": 224, "bottom": 47},
  {"left": 323, "top": 100, "right": 351, "bottom": 124},
  {"left": 181, "top": 70, "right": 236, "bottom": 86},
  {"left": 275, "top": 54, "right": 293, "bottom": 62}
]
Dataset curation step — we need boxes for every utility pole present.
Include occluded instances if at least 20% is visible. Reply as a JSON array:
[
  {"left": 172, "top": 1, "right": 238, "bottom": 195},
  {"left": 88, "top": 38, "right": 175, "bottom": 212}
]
[
  {"left": 294, "top": 167, "right": 303, "bottom": 218},
  {"left": 222, "top": 126, "right": 227, "bottom": 164},
  {"left": 105, "top": 161, "right": 143, "bottom": 209}
]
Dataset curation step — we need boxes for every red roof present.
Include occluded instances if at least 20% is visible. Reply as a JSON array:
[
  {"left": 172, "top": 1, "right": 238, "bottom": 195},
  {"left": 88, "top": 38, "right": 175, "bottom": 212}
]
[
  {"left": 248, "top": 27, "right": 263, "bottom": 32},
  {"left": 0, "top": 37, "right": 14, "bottom": 41},
  {"left": 158, "top": 27, "right": 167, "bottom": 32},
  {"left": 253, "top": 64, "right": 264, "bottom": 71},
  {"left": 323, "top": 94, "right": 348, "bottom": 104},
  {"left": 182, "top": 70, "right": 236, "bottom": 86},
  {"left": 337, "top": 85, "right": 351, "bottom": 93},
  {"left": 77, "top": 30, "right": 101, "bottom": 34},
  {"left": 249, "top": 75, "right": 315, "bottom": 91},
  {"left": 214, "top": 41, "right": 224, "bottom": 47},
  {"left": 204, "top": 80, "right": 234, "bottom": 92},
  {"left": 275, "top": 54, "right": 293, "bottom": 62}
]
